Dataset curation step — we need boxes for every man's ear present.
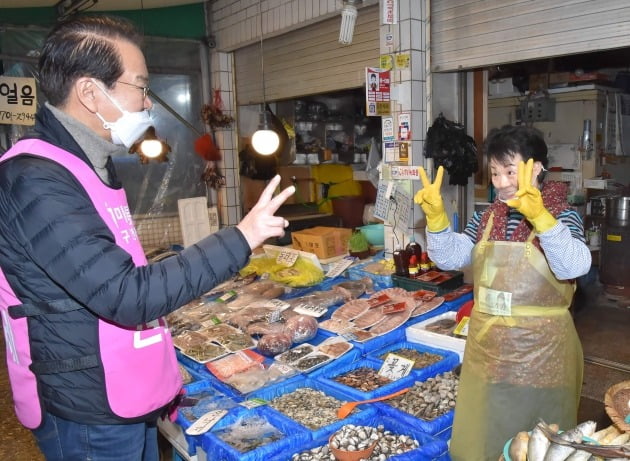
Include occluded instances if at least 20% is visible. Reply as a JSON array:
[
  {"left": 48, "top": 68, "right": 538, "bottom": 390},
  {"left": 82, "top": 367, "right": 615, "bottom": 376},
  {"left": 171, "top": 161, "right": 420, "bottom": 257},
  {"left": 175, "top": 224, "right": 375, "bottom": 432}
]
[{"left": 75, "top": 77, "right": 99, "bottom": 113}]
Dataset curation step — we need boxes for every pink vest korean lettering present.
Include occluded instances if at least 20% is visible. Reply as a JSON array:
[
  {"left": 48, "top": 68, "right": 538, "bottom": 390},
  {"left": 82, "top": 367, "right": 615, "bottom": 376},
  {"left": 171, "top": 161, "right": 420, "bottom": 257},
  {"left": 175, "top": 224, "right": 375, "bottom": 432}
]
[{"left": 0, "top": 139, "right": 182, "bottom": 429}]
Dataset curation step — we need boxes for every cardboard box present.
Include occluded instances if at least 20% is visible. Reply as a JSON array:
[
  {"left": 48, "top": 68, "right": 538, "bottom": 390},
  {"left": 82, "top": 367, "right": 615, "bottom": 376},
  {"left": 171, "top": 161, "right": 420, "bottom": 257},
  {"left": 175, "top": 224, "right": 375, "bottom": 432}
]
[
  {"left": 529, "top": 73, "right": 549, "bottom": 92},
  {"left": 291, "top": 226, "right": 352, "bottom": 260}
]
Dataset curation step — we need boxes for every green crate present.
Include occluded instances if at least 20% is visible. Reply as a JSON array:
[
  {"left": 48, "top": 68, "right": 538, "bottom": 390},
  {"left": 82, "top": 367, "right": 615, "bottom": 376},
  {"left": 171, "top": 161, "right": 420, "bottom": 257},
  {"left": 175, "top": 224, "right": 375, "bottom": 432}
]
[{"left": 392, "top": 271, "right": 464, "bottom": 295}]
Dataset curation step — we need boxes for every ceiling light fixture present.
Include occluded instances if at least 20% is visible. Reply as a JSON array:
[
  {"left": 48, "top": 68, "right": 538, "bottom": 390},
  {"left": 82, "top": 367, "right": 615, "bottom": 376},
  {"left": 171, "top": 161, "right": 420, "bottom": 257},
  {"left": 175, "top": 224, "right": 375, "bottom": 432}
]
[
  {"left": 339, "top": 0, "right": 360, "bottom": 45},
  {"left": 251, "top": 0, "right": 280, "bottom": 156}
]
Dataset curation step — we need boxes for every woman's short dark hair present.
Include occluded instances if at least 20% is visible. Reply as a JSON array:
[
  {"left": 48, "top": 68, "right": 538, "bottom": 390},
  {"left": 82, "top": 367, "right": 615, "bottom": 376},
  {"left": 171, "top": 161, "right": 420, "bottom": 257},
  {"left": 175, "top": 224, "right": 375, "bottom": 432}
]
[
  {"left": 38, "top": 15, "right": 143, "bottom": 106},
  {"left": 484, "top": 124, "right": 548, "bottom": 169}
]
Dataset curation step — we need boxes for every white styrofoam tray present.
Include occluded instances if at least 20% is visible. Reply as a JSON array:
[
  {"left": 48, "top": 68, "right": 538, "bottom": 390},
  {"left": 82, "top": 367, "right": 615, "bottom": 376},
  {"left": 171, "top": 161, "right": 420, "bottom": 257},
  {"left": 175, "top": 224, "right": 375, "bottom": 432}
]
[{"left": 405, "top": 311, "right": 466, "bottom": 360}]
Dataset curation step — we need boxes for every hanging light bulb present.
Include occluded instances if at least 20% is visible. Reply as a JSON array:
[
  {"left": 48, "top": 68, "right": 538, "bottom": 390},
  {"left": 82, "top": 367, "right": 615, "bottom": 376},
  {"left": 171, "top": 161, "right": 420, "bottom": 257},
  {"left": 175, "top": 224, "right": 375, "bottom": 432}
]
[
  {"left": 252, "top": 110, "right": 280, "bottom": 156},
  {"left": 129, "top": 126, "right": 171, "bottom": 164},
  {"left": 339, "top": 1, "right": 359, "bottom": 45},
  {"left": 251, "top": 0, "right": 280, "bottom": 156}
]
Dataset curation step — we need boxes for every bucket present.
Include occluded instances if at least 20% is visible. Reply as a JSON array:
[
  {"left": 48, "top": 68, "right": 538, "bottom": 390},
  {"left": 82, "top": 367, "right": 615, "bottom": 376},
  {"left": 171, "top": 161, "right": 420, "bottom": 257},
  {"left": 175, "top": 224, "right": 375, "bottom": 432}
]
[
  {"left": 605, "top": 196, "right": 630, "bottom": 227},
  {"left": 332, "top": 196, "right": 365, "bottom": 229}
]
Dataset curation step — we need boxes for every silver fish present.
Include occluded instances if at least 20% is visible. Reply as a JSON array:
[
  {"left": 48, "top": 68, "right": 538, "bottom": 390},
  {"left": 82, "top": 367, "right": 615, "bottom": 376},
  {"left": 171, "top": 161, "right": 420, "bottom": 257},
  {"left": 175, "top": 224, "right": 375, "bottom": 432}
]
[
  {"left": 529, "top": 424, "right": 551, "bottom": 461},
  {"left": 565, "top": 449, "right": 592, "bottom": 461},
  {"left": 542, "top": 421, "right": 598, "bottom": 461}
]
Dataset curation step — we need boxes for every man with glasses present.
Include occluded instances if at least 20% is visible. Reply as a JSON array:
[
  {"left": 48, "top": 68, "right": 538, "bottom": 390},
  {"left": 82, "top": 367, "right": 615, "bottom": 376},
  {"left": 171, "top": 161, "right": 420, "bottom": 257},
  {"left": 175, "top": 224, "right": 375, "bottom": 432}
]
[{"left": 0, "top": 14, "right": 294, "bottom": 461}]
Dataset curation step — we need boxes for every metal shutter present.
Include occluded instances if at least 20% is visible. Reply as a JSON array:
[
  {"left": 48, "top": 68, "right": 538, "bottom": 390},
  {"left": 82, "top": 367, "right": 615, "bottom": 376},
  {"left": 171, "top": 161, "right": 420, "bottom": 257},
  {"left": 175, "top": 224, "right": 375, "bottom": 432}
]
[
  {"left": 431, "top": 0, "right": 630, "bottom": 72},
  {"left": 234, "top": 5, "right": 379, "bottom": 105}
]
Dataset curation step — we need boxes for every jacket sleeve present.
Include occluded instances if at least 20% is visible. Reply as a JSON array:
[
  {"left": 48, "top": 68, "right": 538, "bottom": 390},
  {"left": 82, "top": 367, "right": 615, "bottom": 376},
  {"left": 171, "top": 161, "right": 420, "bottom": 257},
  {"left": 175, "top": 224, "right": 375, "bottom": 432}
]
[{"left": 0, "top": 156, "right": 251, "bottom": 326}]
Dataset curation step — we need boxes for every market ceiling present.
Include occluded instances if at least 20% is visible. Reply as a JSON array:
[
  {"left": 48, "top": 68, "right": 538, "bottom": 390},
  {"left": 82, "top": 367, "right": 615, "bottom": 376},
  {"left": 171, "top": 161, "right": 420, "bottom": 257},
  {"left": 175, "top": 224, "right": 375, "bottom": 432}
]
[{"left": 0, "top": 0, "right": 203, "bottom": 9}]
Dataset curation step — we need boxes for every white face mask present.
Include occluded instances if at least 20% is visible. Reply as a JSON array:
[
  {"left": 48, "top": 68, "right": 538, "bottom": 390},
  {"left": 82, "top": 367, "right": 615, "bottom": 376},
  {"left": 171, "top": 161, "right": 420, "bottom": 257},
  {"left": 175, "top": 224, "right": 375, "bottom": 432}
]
[{"left": 92, "top": 79, "right": 154, "bottom": 149}]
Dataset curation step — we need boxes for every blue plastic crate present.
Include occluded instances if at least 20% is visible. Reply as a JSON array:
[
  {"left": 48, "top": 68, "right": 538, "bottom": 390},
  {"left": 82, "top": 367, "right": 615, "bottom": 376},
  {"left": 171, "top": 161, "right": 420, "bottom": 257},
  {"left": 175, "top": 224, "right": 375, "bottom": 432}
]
[
  {"left": 345, "top": 255, "right": 394, "bottom": 291},
  {"left": 247, "top": 377, "right": 377, "bottom": 441},
  {"left": 317, "top": 319, "right": 407, "bottom": 355},
  {"left": 366, "top": 341, "right": 461, "bottom": 382},
  {"left": 179, "top": 359, "right": 242, "bottom": 399},
  {"left": 175, "top": 380, "right": 242, "bottom": 455},
  {"left": 313, "top": 357, "right": 418, "bottom": 401},
  {"left": 269, "top": 413, "right": 448, "bottom": 461},
  {"left": 201, "top": 404, "right": 311, "bottom": 461},
  {"left": 373, "top": 365, "right": 460, "bottom": 439}
]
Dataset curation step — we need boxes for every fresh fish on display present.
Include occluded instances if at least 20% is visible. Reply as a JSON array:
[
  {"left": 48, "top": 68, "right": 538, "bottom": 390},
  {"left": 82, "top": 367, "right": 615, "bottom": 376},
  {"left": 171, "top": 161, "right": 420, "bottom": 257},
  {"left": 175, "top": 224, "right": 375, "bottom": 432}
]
[
  {"left": 537, "top": 420, "right": 630, "bottom": 460},
  {"left": 542, "top": 420, "right": 596, "bottom": 461},
  {"left": 528, "top": 423, "right": 553, "bottom": 461},
  {"left": 508, "top": 431, "right": 529, "bottom": 461},
  {"left": 351, "top": 306, "right": 386, "bottom": 329},
  {"left": 331, "top": 299, "right": 370, "bottom": 322}
]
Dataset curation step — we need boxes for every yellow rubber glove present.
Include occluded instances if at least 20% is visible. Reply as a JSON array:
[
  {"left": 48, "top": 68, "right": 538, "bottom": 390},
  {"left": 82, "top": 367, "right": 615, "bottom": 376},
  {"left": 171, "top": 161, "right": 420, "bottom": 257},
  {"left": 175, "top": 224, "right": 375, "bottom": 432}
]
[
  {"left": 506, "top": 158, "right": 557, "bottom": 234},
  {"left": 414, "top": 166, "right": 450, "bottom": 232}
]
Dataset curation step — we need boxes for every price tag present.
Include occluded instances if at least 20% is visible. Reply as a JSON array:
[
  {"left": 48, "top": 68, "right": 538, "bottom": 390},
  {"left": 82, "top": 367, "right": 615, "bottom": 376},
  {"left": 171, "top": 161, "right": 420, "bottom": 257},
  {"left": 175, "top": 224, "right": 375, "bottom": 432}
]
[
  {"left": 453, "top": 316, "right": 470, "bottom": 337},
  {"left": 267, "top": 309, "right": 283, "bottom": 323},
  {"left": 340, "top": 331, "right": 358, "bottom": 342},
  {"left": 378, "top": 353, "right": 414, "bottom": 380},
  {"left": 185, "top": 409, "right": 228, "bottom": 435},
  {"left": 252, "top": 299, "right": 291, "bottom": 312},
  {"left": 216, "top": 290, "right": 237, "bottom": 303},
  {"left": 272, "top": 363, "right": 294, "bottom": 375},
  {"left": 325, "top": 256, "right": 356, "bottom": 278},
  {"left": 293, "top": 304, "right": 328, "bottom": 317},
  {"left": 239, "top": 398, "right": 267, "bottom": 410},
  {"left": 276, "top": 249, "right": 298, "bottom": 267}
]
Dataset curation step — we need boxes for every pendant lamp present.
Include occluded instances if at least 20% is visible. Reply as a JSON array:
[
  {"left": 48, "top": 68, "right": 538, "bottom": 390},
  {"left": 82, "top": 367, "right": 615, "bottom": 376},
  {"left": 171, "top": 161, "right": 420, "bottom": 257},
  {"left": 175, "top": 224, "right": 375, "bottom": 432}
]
[{"left": 251, "top": 0, "right": 280, "bottom": 156}]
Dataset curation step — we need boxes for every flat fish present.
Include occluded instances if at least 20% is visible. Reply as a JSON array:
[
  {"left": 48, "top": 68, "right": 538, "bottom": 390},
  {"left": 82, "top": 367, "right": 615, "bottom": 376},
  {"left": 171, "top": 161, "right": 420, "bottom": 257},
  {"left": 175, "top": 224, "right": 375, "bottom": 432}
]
[
  {"left": 411, "top": 296, "right": 445, "bottom": 317},
  {"left": 372, "top": 287, "right": 412, "bottom": 300},
  {"left": 352, "top": 307, "right": 386, "bottom": 329},
  {"left": 508, "top": 431, "right": 529, "bottom": 461},
  {"left": 331, "top": 299, "right": 370, "bottom": 322},
  {"left": 369, "top": 302, "right": 412, "bottom": 335}
]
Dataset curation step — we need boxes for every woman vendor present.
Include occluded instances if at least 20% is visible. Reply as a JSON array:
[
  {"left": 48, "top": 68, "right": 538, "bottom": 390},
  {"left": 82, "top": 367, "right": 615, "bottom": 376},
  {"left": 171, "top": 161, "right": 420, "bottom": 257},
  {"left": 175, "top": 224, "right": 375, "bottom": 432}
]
[{"left": 414, "top": 125, "right": 591, "bottom": 460}]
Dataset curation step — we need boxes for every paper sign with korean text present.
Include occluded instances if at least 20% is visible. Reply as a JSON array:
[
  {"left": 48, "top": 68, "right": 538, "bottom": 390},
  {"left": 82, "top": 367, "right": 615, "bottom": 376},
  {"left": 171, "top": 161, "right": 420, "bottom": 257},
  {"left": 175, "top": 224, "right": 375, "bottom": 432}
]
[
  {"left": 382, "top": 116, "right": 395, "bottom": 142},
  {"left": 398, "top": 142, "right": 410, "bottom": 163},
  {"left": 365, "top": 68, "right": 391, "bottom": 116},
  {"left": 382, "top": 0, "right": 397, "bottom": 24},
  {"left": 379, "top": 54, "right": 394, "bottom": 70},
  {"left": 384, "top": 141, "right": 398, "bottom": 162},
  {"left": 0, "top": 76, "right": 37, "bottom": 126},
  {"left": 398, "top": 112, "right": 411, "bottom": 140},
  {"left": 379, "top": 353, "right": 414, "bottom": 380},
  {"left": 391, "top": 165, "right": 421, "bottom": 180},
  {"left": 395, "top": 54, "right": 410, "bottom": 69}
]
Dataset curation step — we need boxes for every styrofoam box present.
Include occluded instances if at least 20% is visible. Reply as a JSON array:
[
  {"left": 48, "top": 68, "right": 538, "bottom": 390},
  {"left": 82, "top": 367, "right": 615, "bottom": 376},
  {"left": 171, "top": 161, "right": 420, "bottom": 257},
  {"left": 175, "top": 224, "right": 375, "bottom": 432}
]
[{"left": 405, "top": 311, "right": 466, "bottom": 360}]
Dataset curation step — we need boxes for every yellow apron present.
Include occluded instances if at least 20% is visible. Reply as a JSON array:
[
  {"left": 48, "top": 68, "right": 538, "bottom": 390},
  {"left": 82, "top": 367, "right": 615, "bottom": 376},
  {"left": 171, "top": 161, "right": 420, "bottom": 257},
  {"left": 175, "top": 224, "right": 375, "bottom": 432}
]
[{"left": 450, "top": 215, "right": 583, "bottom": 461}]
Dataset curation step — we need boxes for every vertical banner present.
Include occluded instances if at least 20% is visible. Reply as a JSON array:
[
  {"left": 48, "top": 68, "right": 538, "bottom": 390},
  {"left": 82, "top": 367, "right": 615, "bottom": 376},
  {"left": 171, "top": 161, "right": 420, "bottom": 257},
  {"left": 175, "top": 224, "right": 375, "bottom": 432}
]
[
  {"left": 366, "top": 67, "right": 391, "bottom": 117},
  {"left": 0, "top": 76, "right": 37, "bottom": 126},
  {"left": 382, "top": 0, "right": 397, "bottom": 24}
]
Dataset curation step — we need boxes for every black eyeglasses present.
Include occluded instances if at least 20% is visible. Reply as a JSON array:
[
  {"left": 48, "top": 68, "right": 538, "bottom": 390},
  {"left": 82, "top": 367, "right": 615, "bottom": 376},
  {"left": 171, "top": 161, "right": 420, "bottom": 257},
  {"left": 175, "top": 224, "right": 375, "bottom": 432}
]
[{"left": 117, "top": 80, "right": 150, "bottom": 99}]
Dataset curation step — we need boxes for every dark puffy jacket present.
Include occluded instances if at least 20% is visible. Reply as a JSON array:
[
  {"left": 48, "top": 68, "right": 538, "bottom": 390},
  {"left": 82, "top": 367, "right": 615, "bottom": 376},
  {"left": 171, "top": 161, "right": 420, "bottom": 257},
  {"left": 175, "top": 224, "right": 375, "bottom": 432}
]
[{"left": 0, "top": 106, "right": 251, "bottom": 424}]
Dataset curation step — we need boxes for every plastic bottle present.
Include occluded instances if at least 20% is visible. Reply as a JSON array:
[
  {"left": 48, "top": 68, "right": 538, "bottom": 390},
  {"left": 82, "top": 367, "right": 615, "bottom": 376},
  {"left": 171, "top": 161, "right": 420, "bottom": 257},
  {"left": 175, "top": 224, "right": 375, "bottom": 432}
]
[
  {"left": 393, "top": 248, "right": 409, "bottom": 277},
  {"left": 405, "top": 238, "right": 422, "bottom": 262},
  {"left": 408, "top": 254, "right": 419, "bottom": 276},
  {"left": 419, "top": 251, "right": 431, "bottom": 274}
]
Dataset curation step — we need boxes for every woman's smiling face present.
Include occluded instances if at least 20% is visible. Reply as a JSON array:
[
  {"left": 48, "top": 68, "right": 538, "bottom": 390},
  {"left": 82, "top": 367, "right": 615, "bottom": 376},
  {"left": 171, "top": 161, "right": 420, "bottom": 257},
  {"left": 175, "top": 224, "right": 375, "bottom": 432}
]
[
  {"left": 490, "top": 153, "right": 522, "bottom": 202},
  {"left": 490, "top": 153, "right": 544, "bottom": 202}
]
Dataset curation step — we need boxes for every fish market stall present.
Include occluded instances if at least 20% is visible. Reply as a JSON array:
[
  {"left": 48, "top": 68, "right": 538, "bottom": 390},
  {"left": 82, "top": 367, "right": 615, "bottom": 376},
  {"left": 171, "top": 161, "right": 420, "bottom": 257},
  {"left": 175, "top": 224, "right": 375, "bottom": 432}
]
[{"left": 157, "top": 252, "right": 474, "bottom": 461}]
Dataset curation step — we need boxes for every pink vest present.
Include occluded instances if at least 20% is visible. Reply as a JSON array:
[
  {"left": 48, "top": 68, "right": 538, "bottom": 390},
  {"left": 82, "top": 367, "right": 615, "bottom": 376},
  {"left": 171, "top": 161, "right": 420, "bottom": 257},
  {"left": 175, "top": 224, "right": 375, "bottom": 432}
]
[{"left": 0, "top": 139, "right": 182, "bottom": 429}]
